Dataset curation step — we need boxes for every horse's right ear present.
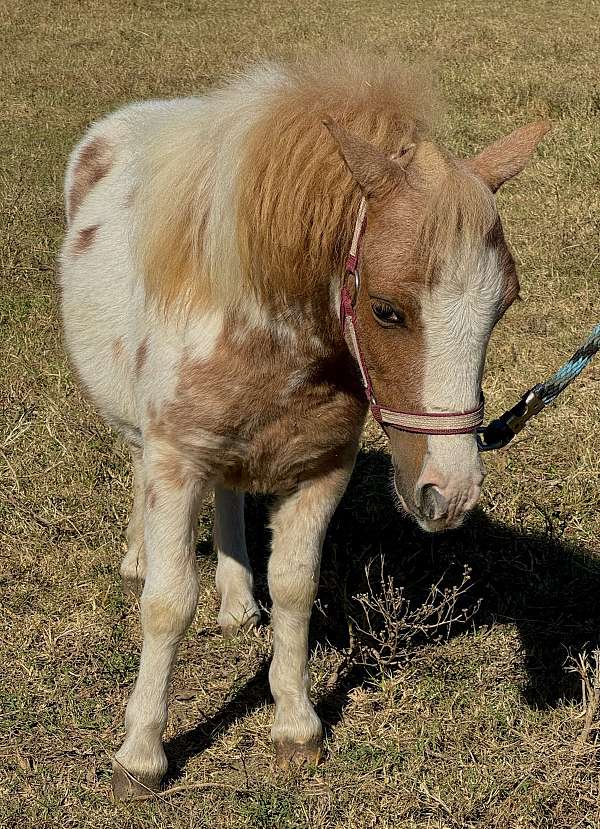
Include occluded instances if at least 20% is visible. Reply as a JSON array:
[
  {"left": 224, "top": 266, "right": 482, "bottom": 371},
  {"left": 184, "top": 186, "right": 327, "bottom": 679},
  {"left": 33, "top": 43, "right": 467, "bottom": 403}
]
[
  {"left": 323, "top": 117, "right": 404, "bottom": 200},
  {"left": 466, "top": 121, "right": 552, "bottom": 193}
]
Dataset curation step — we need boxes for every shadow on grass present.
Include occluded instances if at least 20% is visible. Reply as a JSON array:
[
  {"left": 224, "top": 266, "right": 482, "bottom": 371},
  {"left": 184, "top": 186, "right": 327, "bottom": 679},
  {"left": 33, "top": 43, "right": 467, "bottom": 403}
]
[
  {"left": 165, "top": 446, "right": 600, "bottom": 779},
  {"left": 163, "top": 660, "right": 271, "bottom": 785}
]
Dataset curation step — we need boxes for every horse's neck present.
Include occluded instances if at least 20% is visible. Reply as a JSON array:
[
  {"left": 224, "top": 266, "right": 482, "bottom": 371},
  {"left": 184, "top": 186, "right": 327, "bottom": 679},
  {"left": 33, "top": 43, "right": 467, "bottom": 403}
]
[{"left": 267, "top": 281, "right": 345, "bottom": 363}]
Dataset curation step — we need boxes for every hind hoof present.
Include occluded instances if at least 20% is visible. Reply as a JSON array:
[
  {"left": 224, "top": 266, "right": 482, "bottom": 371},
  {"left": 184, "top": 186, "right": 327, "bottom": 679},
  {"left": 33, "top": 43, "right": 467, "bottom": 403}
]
[
  {"left": 121, "top": 575, "right": 144, "bottom": 599},
  {"left": 218, "top": 604, "right": 261, "bottom": 638}
]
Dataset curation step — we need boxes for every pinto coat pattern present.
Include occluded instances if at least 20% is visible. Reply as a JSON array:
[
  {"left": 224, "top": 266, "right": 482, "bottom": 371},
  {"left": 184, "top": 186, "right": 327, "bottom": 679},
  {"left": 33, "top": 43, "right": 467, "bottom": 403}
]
[{"left": 58, "top": 54, "right": 549, "bottom": 798}]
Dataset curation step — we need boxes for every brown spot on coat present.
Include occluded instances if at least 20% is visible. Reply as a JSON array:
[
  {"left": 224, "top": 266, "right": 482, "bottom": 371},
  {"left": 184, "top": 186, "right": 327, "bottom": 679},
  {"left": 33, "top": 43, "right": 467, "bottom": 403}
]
[
  {"left": 158, "top": 455, "right": 187, "bottom": 489},
  {"left": 71, "top": 224, "right": 100, "bottom": 255},
  {"left": 112, "top": 336, "right": 125, "bottom": 360},
  {"left": 145, "top": 482, "right": 157, "bottom": 509},
  {"left": 124, "top": 185, "right": 138, "bottom": 209},
  {"left": 146, "top": 317, "right": 367, "bottom": 495},
  {"left": 486, "top": 218, "right": 520, "bottom": 315},
  {"left": 67, "top": 137, "right": 112, "bottom": 224},
  {"left": 142, "top": 595, "right": 192, "bottom": 635},
  {"left": 135, "top": 337, "right": 149, "bottom": 378}
]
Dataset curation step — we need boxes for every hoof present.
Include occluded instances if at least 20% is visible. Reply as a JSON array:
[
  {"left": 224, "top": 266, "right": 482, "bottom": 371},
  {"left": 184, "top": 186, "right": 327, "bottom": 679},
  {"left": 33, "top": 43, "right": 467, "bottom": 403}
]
[
  {"left": 219, "top": 607, "right": 261, "bottom": 639},
  {"left": 111, "top": 764, "right": 160, "bottom": 801},
  {"left": 273, "top": 738, "right": 322, "bottom": 770},
  {"left": 121, "top": 575, "right": 144, "bottom": 599}
]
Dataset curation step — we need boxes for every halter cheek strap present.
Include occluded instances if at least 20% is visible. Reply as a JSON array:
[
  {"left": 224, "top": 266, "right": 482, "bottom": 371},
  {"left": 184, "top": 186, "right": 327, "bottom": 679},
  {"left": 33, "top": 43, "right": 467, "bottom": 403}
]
[{"left": 340, "top": 197, "right": 485, "bottom": 436}]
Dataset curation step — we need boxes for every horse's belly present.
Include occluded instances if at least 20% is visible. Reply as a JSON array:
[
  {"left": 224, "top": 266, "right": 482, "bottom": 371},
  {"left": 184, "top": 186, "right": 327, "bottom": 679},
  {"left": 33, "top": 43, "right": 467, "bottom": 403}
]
[{"left": 59, "top": 216, "right": 140, "bottom": 433}]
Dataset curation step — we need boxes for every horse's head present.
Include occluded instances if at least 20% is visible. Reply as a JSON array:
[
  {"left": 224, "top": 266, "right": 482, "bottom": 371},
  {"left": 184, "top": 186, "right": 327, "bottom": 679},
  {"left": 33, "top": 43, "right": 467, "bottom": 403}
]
[{"left": 326, "top": 118, "right": 550, "bottom": 532}]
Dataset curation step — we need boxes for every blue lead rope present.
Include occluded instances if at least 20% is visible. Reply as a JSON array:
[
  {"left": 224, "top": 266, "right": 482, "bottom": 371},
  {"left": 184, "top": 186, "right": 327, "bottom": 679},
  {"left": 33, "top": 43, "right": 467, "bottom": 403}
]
[
  {"left": 534, "top": 322, "right": 600, "bottom": 404},
  {"left": 477, "top": 323, "right": 600, "bottom": 452}
]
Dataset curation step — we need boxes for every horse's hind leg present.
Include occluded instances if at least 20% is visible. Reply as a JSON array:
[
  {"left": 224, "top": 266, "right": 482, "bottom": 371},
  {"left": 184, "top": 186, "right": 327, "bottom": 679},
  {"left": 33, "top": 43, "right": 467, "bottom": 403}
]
[
  {"left": 120, "top": 445, "right": 146, "bottom": 597},
  {"left": 112, "top": 441, "right": 203, "bottom": 799},
  {"left": 214, "top": 486, "right": 260, "bottom": 636}
]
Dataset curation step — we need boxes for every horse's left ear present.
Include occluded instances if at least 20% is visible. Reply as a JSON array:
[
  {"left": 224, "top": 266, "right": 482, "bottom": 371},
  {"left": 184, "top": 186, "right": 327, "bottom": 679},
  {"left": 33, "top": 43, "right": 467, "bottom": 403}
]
[
  {"left": 323, "top": 116, "right": 407, "bottom": 200},
  {"left": 466, "top": 121, "right": 552, "bottom": 192}
]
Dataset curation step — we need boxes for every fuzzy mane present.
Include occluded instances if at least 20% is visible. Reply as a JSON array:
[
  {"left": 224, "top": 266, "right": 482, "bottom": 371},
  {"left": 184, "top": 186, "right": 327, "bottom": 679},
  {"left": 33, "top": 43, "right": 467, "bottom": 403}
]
[
  {"left": 416, "top": 155, "right": 498, "bottom": 281},
  {"left": 237, "top": 56, "right": 438, "bottom": 306},
  {"left": 138, "top": 55, "right": 444, "bottom": 311}
]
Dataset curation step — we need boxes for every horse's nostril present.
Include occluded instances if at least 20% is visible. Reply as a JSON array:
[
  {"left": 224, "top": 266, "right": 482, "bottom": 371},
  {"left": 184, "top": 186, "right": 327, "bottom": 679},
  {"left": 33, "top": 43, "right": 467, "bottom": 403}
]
[{"left": 419, "top": 484, "right": 448, "bottom": 520}]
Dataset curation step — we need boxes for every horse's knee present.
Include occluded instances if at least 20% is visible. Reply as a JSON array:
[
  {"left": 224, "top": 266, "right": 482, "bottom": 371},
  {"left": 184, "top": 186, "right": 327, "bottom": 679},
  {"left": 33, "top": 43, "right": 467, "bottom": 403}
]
[
  {"left": 141, "top": 585, "right": 198, "bottom": 637},
  {"left": 269, "top": 561, "right": 318, "bottom": 614}
]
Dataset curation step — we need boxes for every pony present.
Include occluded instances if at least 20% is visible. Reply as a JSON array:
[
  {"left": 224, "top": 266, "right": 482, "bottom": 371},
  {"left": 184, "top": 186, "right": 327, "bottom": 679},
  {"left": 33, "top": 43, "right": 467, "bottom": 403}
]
[{"left": 58, "top": 54, "right": 549, "bottom": 799}]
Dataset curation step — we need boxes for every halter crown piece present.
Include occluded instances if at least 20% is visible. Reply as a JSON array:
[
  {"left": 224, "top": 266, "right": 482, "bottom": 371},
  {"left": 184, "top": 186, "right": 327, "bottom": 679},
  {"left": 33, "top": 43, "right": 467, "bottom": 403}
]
[{"left": 340, "top": 197, "right": 485, "bottom": 436}]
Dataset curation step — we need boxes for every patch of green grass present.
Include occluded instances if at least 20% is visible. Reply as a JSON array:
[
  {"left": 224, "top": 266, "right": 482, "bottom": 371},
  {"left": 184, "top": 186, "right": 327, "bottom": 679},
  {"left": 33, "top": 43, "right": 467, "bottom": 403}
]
[{"left": 237, "top": 786, "right": 303, "bottom": 829}]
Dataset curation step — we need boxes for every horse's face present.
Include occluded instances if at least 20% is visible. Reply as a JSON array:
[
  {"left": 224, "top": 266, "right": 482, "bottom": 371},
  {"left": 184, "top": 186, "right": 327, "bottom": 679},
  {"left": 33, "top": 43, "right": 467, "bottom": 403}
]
[{"left": 327, "top": 119, "right": 550, "bottom": 532}]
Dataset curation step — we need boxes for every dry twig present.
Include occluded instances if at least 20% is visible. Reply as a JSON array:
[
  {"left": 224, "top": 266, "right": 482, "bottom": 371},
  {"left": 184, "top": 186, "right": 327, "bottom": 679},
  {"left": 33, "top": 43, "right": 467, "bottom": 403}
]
[
  {"left": 347, "top": 559, "right": 480, "bottom": 670},
  {"left": 566, "top": 648, "right": 600, "bottom": 751}
]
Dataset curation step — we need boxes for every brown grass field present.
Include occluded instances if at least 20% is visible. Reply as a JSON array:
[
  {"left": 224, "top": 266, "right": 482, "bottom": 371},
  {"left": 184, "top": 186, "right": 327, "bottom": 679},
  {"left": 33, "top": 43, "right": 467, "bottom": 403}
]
[{"left": 1, "top": 1, "right": 600, "bottom": 827}]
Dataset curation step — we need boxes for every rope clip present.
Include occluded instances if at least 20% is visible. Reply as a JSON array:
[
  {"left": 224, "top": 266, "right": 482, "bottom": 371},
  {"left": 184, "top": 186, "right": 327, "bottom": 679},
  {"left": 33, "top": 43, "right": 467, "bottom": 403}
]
[{"left": 477, "top": 388, "right": 546, "bottom": 452}]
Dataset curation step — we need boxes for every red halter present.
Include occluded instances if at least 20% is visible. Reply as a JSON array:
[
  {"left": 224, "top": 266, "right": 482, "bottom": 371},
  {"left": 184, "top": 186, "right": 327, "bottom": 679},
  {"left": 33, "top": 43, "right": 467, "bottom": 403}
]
[{"left": 340, "top": 198, "right": 485, "bottom": 436}]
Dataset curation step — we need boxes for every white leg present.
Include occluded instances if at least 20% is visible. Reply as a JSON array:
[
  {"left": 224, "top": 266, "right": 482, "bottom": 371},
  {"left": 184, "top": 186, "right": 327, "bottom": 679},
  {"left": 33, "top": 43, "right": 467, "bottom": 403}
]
[
  {"left": 112, "top": 442, "right": 203, "bottom": 799},
  {"left": 214, "top": 486, "right": 260, "bottom": 636},
  {"left": 120, "top": 445, "right": 146, "bottom": 596},
  {"left": 268, "top": 451, "right": 356, "bottom": 768}
]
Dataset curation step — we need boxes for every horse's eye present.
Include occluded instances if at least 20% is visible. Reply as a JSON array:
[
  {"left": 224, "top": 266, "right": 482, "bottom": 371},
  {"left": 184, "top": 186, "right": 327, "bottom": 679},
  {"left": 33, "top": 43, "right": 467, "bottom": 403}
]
[{"left": 371, "top": 300, "right": 405, "bottom": 328}]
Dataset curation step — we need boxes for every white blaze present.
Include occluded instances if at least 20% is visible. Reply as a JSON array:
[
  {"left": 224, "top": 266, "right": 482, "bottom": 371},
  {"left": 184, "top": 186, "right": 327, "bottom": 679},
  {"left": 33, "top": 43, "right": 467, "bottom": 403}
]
[{"left": 418, "top": 242, "right": 505, "bottom": 509}]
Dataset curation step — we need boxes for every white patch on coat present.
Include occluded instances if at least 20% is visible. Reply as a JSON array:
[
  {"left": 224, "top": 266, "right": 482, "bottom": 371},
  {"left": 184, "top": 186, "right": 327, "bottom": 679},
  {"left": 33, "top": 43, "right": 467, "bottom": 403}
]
[
  {"left": 60, "top": 99, "right": 231, "bottom": 445},
  {"left": 59, "top": 123, "right": 139, "bottom": 430},
  {"left": 417, "top": 242, "right": 505, "bottom": 504},
  {"left": 135, "top": 308, "right": 225, "bottom": 423},
  {"left": 237, "top": 301, "right": 301, "bottom": 347}
]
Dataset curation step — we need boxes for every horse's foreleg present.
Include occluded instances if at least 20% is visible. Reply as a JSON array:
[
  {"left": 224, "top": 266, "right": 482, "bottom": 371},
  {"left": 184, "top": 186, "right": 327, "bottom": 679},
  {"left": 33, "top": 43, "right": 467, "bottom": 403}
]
[
  {"left": 268, "top": 453, "right": 355, "bottom": 768},
  {"left": 214, "top": 485, "right": 260, "bottom": 636},
  {"left": 112, "top": 444, "right": 203, "bottom": 799},
  {"left": 120, "top": 444, "right": 146, "bottom": 596}
]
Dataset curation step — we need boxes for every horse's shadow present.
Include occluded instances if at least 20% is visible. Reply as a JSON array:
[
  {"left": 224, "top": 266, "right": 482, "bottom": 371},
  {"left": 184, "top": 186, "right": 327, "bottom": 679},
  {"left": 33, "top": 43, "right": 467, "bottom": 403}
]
[{"left": 164, "top": 447, "right": 600, "bottom": 781}]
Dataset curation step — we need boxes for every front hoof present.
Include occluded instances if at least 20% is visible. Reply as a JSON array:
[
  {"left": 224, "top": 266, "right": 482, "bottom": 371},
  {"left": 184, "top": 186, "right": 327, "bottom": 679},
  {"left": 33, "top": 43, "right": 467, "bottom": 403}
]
[
  {"left": 273, "top": 738, "right": 322, "bottom": 770},
  {"left": 111, "top": 764, "right": 161, "bottom": 801}
]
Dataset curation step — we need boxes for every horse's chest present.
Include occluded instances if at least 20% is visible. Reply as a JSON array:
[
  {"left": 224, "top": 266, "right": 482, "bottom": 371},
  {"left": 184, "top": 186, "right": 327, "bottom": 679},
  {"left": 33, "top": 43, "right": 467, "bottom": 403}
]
[
  {"left": 224, "top": 384, "right": 365, "bottom": 492},
  {"left": 155, "top": 340, "right": 366, "bottom": 493}
]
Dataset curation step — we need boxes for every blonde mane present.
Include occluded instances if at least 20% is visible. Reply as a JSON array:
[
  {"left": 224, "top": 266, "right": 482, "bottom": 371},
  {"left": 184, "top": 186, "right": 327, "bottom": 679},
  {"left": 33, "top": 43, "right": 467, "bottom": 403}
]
[
  {"left": 237, "top": 56, "right": 437, "bottom": 307},
  {"left": 137, "top": 56, "right": 449, "bottom": 312}
]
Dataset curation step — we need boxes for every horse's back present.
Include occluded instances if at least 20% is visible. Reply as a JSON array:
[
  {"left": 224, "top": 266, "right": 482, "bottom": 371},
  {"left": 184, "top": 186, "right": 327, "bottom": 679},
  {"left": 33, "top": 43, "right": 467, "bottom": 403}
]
[{"left": 63, "top": 98, "right": 201, "bottom": 227}]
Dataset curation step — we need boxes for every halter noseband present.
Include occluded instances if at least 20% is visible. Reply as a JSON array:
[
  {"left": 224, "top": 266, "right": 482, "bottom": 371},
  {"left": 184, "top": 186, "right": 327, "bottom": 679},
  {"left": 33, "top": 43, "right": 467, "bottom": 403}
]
[{"left": 340, "top": 197, "right": 485, "bottom": 436}]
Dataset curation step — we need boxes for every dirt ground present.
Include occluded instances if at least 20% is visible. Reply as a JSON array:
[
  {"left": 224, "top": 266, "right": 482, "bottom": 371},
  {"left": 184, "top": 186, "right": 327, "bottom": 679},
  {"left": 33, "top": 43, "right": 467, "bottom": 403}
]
[{"left": 1, "top": 1, "right": 599, "bottom": 827}]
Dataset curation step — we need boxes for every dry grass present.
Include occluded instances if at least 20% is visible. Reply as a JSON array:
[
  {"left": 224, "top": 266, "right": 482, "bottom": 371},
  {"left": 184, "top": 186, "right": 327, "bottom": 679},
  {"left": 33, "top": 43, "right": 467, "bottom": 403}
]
[{"left": 1, "top": 1, "right": 600, "bottom": 827}]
